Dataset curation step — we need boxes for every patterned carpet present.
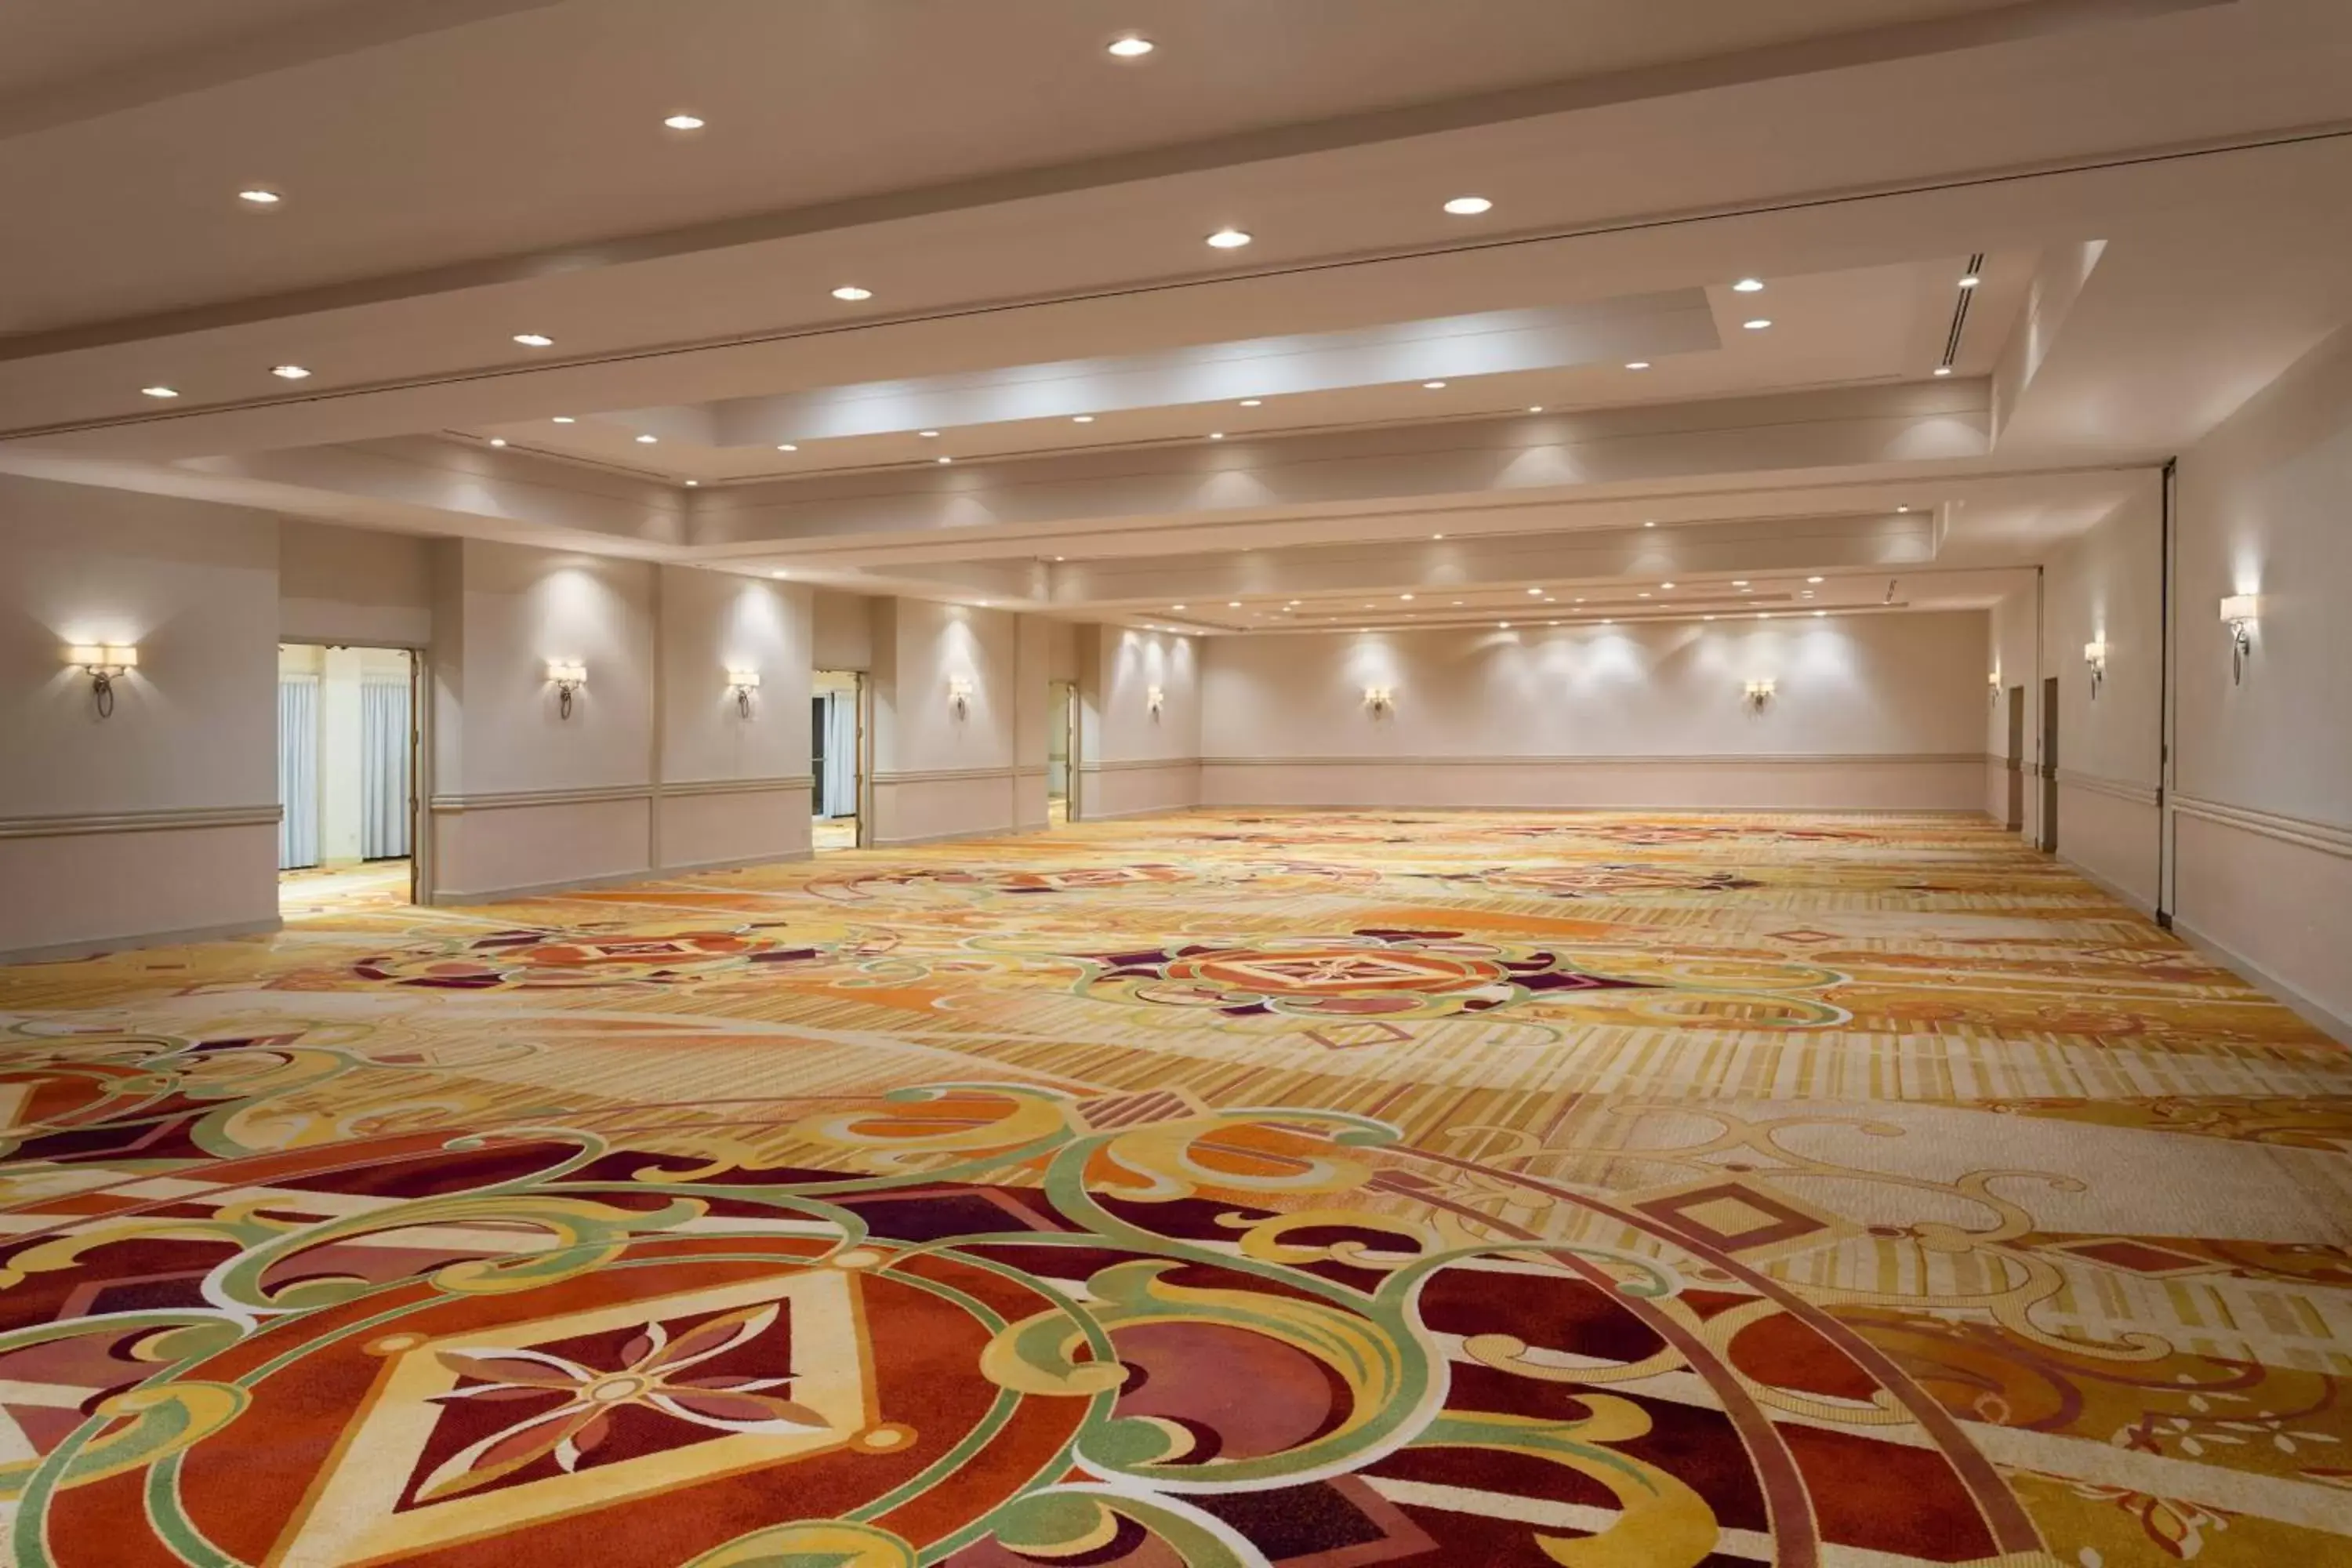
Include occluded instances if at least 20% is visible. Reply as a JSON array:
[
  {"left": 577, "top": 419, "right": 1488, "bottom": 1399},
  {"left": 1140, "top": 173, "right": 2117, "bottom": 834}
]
[{"left": 1, "top": 810, "right": 2346, "bottom": 1566}]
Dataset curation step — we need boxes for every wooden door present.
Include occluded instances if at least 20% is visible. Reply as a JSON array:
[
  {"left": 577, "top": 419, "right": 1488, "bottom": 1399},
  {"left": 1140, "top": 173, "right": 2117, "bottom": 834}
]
[
  {"left": 2039, "top": 675, "right": 2060, "bottom": 852},
  {"left": 2005, "top": 685, "right": 2025, "bottom": 831}
]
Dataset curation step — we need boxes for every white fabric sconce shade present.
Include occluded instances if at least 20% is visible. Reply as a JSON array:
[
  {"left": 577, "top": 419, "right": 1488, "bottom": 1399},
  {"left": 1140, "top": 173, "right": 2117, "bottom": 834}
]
[
  {"left": 1145, "top": 684, "right": 1165, "bottom": 717},
  {"left": 546, "top": 659, "right": 587, "bottom": 718},
  {"left": 1743, "top": 677, "right": 1777, "bottom": 709},
  {"left": 2082, "top": 641, "right": 2107, "bottom": 699},
  {"left": 65, "top": 644, "right": 138, "bottom": 718},
  {"left": 948, "top": 677, "right": 974, "bottom": 717},
  {"left": 1363, "top": 685, "right": 1394, "bottom": 714},
  {"left": 2219, "top": 594, "right": 2263, "bottom": 622}
]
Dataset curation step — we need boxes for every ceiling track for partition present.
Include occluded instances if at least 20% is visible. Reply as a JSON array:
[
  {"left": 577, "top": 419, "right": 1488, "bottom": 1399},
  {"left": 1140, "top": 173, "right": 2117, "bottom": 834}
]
[{"left": 1940, "top": 252, "right": 1986, "bottom": 372}]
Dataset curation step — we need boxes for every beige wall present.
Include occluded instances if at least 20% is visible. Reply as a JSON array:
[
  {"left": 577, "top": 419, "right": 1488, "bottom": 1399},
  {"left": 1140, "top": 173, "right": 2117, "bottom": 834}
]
[
  {"left": 1078, "top": 625, "right": 1203, "bottom": 819},
  {"left": 656, "top": 567, "right": 814, "bottom": 871},
  {"left": 425, "top": 543, "right": 818, "bottom": 902},
  {"left": 811, "top": 589, "right": 874, "bottom": 670},
  {"left": 869, "top": 598, "right": 1033, "bottom": 845},
  {"left": 0, "top": 477, "right": 281, "bottom": 956},
  {"left": 279, "top": 520, "right": 434, "bottom": 647},
  {"left": 1199, "top": 611, "right": 1988, "bottom": 810},
  {"left": 2047, "top": 477, "right": 2165, "bottom": 909},
  {"left": 2171, "top": 325, "right": 2352, "bottom": 1035}
]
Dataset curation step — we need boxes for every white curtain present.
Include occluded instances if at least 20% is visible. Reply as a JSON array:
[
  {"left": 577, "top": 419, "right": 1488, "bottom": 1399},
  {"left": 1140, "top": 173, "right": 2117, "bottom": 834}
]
[
  {"left": 361, "top": 677, "right": 412, "bottom": 859},
  {"left": 822, "top": 691, "right": 858, "bottom": 817},
  {"left": 278, "top": 676, "right": 319, "bottom": 870}
]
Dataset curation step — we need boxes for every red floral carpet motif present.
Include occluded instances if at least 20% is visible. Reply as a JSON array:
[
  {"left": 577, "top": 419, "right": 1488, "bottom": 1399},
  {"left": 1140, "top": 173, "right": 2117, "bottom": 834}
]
[{"left": 0, "top": 808, "right": 2345, "bottom": 1566}]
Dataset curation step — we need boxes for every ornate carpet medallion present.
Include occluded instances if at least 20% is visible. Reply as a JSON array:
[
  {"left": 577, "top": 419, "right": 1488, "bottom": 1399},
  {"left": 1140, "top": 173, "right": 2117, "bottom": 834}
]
[{"left": 0, "top": 810, "right": 2346, "bottom": 1566}]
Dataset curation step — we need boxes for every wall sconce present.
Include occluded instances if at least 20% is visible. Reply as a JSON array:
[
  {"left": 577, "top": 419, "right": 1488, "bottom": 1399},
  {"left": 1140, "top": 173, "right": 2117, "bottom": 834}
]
[
  {"left": 1987, "top": 670, "right": 2002, "bottom": 705},
  {"left": 1145, "top": 684, "right": 1164, "bottom": 719},
  {"left": 2082, "top": 640, "right": 2107, "bottom": 699},
  {"left": 1743, "top": 677, "right": 1776, "bottom": 711},
  {"left": 65, "top": 644, "right": 137, "bottom": 719},
  {"left": 546, "top": 659, "right": 587, "bottom": 719},
  {"left": 2219, "top": 594, "right": 2263, "bottom": 684},
  {"left": 727, "top": 666, "right": 761, "bottom": 717},
  {"left": 1363, "top": 684, "right": 1395, "bottom": 717},
  {"left": 947, "top": 676, "right": 973, "bottom": 718}
]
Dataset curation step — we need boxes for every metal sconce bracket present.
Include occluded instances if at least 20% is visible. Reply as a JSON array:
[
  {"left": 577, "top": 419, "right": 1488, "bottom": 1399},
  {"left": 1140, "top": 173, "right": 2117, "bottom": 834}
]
[
  {"left": 546, "top": 660, "right": 587, "bottom": 719},
  {"left": 65, "top": 645, "right": 137, "bottom": 719}
]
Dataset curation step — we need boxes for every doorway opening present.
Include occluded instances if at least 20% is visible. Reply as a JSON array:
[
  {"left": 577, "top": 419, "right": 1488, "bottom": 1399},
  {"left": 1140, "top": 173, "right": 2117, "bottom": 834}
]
[
  {"left": 1048, "top": 679, "right": 1076, "bottom": 827},
  {"left": 277, "top": 644, "right": 419, "bottom": 916},
  {"left": 813, "top": 670, "right": 866, "bottom": 851},
  {"left": 2005, "top": 684, "right": 2026, "bottom": 833}
]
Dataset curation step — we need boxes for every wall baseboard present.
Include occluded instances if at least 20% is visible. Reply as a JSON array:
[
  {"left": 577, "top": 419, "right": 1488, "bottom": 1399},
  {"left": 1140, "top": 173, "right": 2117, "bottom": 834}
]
[
  {"left": 2057, "top": 855, "right": 2158, "bottom": 918},
  {"left": 2171, "top": 916, "right": 2352, "bottom": 1047},
  {"left": 0, "top": 916, "right": 282, "bottom": 967},
  {"left": 1200, "top": 802, "right": 1993, "bottom": 818},
  {"left": 659, "top": 848, "right": 815, "bottom": 875}
]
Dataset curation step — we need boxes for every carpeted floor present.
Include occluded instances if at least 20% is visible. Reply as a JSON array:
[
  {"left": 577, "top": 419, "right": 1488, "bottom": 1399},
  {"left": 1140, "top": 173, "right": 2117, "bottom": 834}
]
[{"left": 1, "top": 810, "right": 2346, "bottom": 1566}]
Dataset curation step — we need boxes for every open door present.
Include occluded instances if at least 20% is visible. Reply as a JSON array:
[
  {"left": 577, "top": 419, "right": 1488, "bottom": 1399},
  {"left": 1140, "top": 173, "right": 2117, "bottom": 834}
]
[
  {"left": 2005, "top": 685, "right": 2025, "bottom": 832},
  {"left": 2039, "top": 674, "right": 2060, "bottom": 853},
  {"left": 1048, "top": 679, "right": 1076, "bottom": 826},
  {"left": 812, "top": 670, "right": 866, "bottom": 851}
]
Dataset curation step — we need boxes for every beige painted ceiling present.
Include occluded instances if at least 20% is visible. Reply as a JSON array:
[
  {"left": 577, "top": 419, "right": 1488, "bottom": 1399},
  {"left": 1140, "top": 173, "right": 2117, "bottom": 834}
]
[{"left": 2, "top": 0, "right": 2347, "bottom": 631}]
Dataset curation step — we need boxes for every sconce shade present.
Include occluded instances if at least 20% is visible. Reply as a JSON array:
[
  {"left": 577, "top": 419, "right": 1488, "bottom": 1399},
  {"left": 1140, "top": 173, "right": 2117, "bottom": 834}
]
[
  {"left": 2219, "top": 594, "right": 2263, "bottom": 622},
  {"left": 66, "top": 644, "right": 137, "bottom": 671},
  {"left": 2082, "top": 641, "right": 2107, "bottom": 664},
  {"left": 546, "top": 659, "right": 587, "bottom": 684},
  {"left": 727, "top": 668, "right": 761, "bottom": 688}
]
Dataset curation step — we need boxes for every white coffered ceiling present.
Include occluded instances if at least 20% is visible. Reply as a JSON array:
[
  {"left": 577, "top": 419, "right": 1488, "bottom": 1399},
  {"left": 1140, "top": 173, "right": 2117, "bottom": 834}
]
[{"left": 3, "top": 0, "right": 2348, "bottom": 631}]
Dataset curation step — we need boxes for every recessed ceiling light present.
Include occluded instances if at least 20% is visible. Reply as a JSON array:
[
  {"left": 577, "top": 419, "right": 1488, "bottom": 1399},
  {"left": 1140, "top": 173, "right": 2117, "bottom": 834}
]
[
  {"left": 663, "top": 114, "right": 706, "bottom": 130},
  {"left": 513, "top": 332, "right": 554, "bottom": 347},
  {"left": 685, "top": 479, "right": 699, "bottom": 487},
  {"left": 1227, "top": 601, "right": 1241, "bottom": 608},
  {"left": 1808, "top": 575, "right": 1825, "bottom": 583},
  {"left": 1399, "top": 593, "right": 1414, "bottom": 601},
  {"left": 1958, "top": 273, "right": 1982, "bottom": 289},
  {"left": 1527, "top": 405, "right": 1544, "bottom": 412},
  {"left": 1815, "top": 609, "right": 1827, "bottom": 617},
  {"left": 1637, "top": 592, "right": 1650, "bottom": 599},
  {"left": 1732, "top": 278, "right": 1766, "bottom": 293},
  {"left": 1497, "top": 622, "right": 1511, "bottom": 630},
  {"left": 270, "top": 365, "right": 310, "bottom": 379},
  {"left": 918, "top": 430, "right": 939, "bottom": 438},
  {"left": 1526, "top": 587, "right": 1542, "bottom": 596},
  {"left": 1432, "top": 533, "right": 1445, "bottom": 540},
  {"left": 1624, "top": 361, "right": 1650, "bottom": 370},
  {"left": 1443, "top": 195, "right": 1493, "bottom": 216},
  {"left": 1072, "top": 415, "right": 1094, "bottom": 423},
  {"left": 935, "top": 455, "right": 953, "bottom": 464},
  {"left": 1172, "top": 604, "right": 1187, "bottom": 610},
  {"left": 1238, "top": 398, "right": 1262, "bottom": 408},
  {"left": 771, "top": 570, "right": 788, "bottom": 579},
  {"left": 1205, "top": 229, "right": 1252, "bottom": 249},
  {"left": 1896, "top": 505, "right": 1911, "bottom": 513},
  {"left": 488, "top": 437, "right": 507, "bottom": 447},
  {"left": 635, "top": 434, "right": 658, "bottom": 444},
  {"left": 1207, "top": 431, "right": 1225, "bottom": 440},
  {"left": 237, "top": 187, "right": 281, "bottom": 206},
  {"left": 777, "top": 442, "right": 797, "bottom": 452},
  {"left": 831, "top": 285, "right": 873, "bottom": 302},
  {"left": 1731, "top": 579, "right": 1750, "bottom": 588},
  {"left": 1742, "top": 318, "right": 1773, "bottom": 331},
  {"left": 1740, "top": 586, "right": 1754, "bottom": 593},
  {"left": 1933, "top": 366, "right": 1954, "bottom": 377},
  {"left": 1703, "top": 615, "right": 1715, "bottom": 622},
  {"left": 1106, "top": 34, "right": 1155, "bottom": 57},
  {"left": 1601, "top": 618, "right": 1614, "bottom": 626},
  {"left": 552, "top": 416, "right": 576, "bottom": 424},
  {"left": 1642, "top": 520, "right": 1657, "bottom": 528},
  {"left": 1758, "top": 612, "right": 1770, "bottom": 619},
  {"left": 140, "top": 385, "right": 179, "bottom": 398},
  {"left": 1421, "top": 380, "right": 1448, "bottom": 390},
  {"left": 1573, "top": 597, "right": 1585, "bottom": 604}
]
